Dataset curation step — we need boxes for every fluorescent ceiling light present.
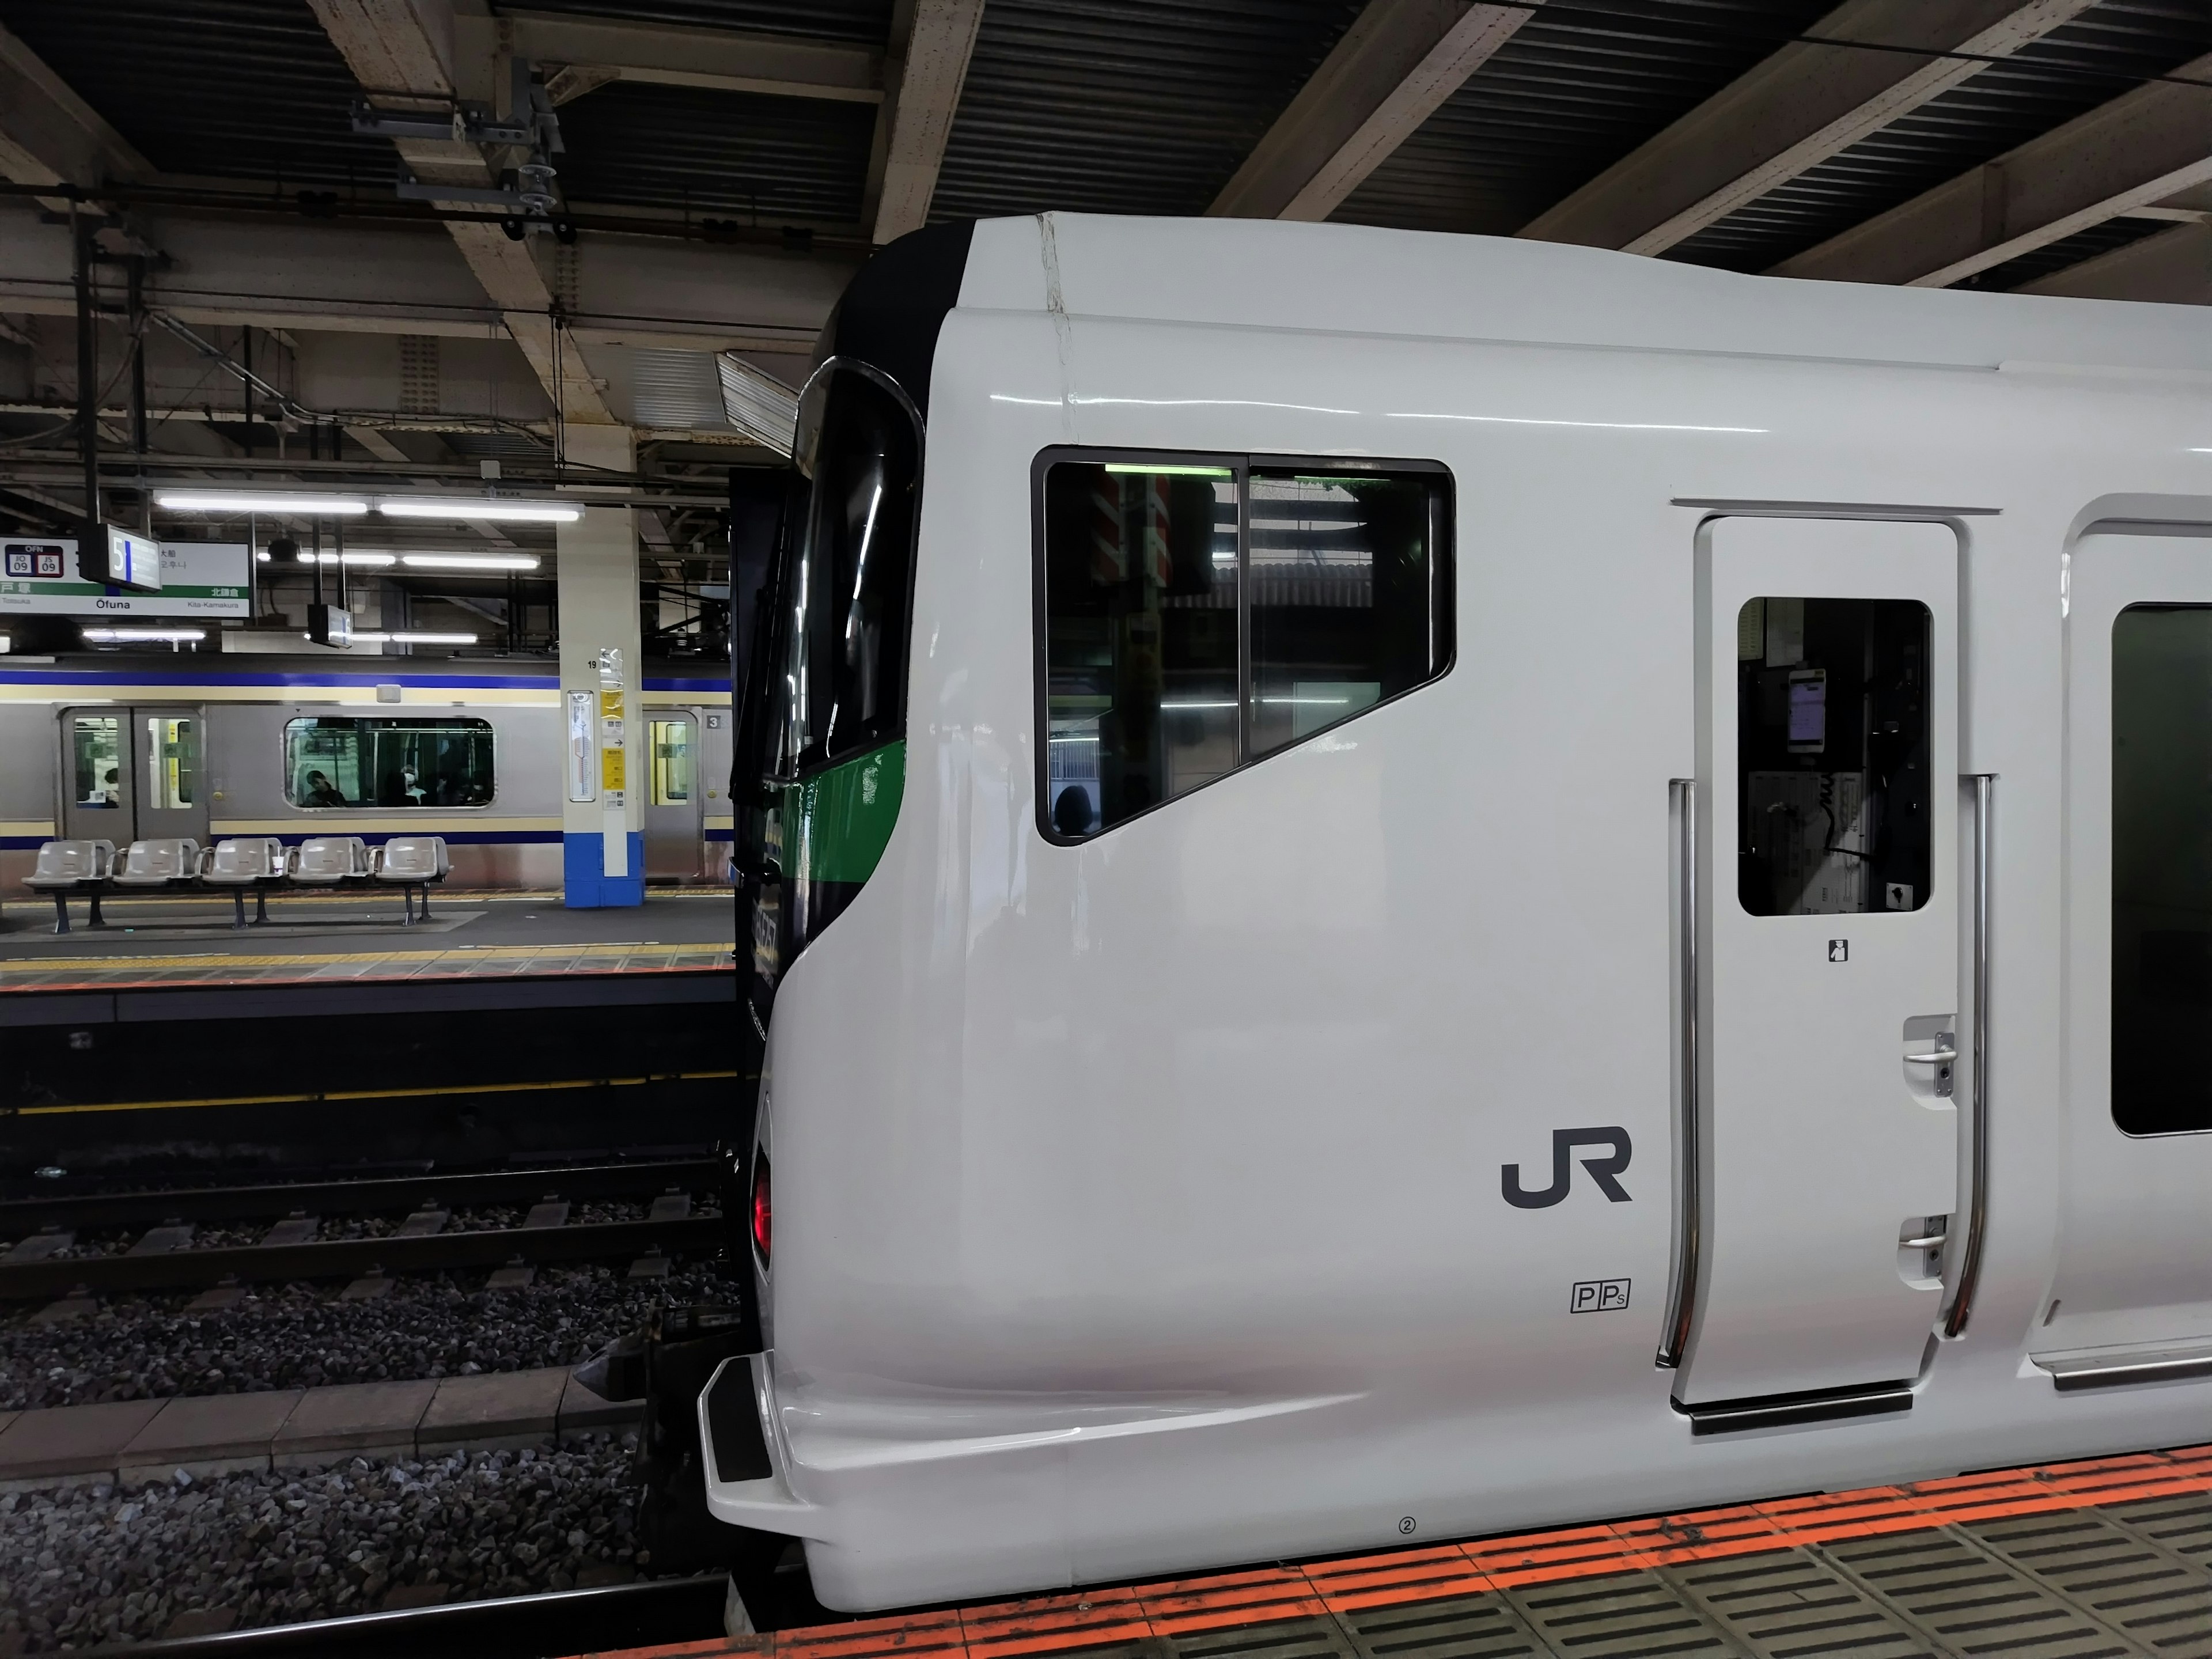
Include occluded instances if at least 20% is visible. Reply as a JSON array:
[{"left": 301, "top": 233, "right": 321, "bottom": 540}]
[
  {"left": 294, "top": 551, "right": 397, "bottom": 567},
  {"left": 401, "top": 553, "right": 541, "bottom": 571},
  {"left": 156, "top": 491, "right": 369, "bottom": 514},
  {"left": 377, "top": 498, "right": 578, "bottom": 522},
  {"left": 305, "top": 631, "right": 479, "bottom": 645},
  {"left": 83, "top": 626, "right": 206, "bottom": 642},
  {"left": 1101, "top": 464, "right": 1232, "bottom": 478}
]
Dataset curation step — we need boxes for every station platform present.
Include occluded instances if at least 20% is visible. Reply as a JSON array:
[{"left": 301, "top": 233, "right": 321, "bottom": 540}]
[
  {"left": 598, "top": 1444, "right": 2212, "bottom": 1659},
  {"left": 0, "top": 888, "right": 737, "bottom": 993}
]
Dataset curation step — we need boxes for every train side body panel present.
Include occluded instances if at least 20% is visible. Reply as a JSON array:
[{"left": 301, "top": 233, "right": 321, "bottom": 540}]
[{"left": 749, "top": 216, "right": 2212, "bottom": 1609}]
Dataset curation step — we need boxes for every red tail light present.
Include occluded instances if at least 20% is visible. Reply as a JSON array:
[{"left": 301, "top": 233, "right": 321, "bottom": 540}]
[{"left": 751, "top": 1154, "right": 771, "bottom": 1264}]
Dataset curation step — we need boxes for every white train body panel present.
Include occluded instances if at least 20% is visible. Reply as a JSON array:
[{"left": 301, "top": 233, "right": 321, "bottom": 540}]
[{"left": 718, "top": 214, "right": 2212, "bottom": 1611}]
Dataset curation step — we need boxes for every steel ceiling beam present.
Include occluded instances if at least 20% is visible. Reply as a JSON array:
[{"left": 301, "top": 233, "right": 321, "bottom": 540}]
[
  {"left": 1771, "top": 49, "right": 2212, "bottom": 289},
  {"left": 2016, "top": 222, "right": 2212, "bottom": 302},
  {"left": 1518, "top": 0, "right": 2099, "bottom": 256},
  {"left": 0, "top": 21, "right": 153, "bottom": 209},
  {"left": 1211, "top": 0, "right": 1541, "bottom": 223},
  {"left": 871, "top": 0, "right": 987, "bottom": 244},
  {"left": 305, "top": 0, "right": 620, "bottom": 428},
  {"left": 482, "top": 11, "right": 884, "bottom": 107}
]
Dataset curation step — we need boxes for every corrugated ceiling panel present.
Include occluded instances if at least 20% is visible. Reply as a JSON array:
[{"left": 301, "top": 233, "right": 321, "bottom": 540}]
[
  {"left": 1963, "top": 215, "right": 2174, "bottom": 292},
  {"left": 554, "top": 81, "right": 875, "bottom": 224},
  {"left": 0, "top": 0, "right": 390, "bottom": 187},
  {"left": 1667, "top": 0, "right": 2212, "bottom": 273},
  {"left": 930, "top": 0, "right": 1365, "bottom": 221},
  {"left": 1337, "top": 0, "right": 1840, "bottom": 237}
]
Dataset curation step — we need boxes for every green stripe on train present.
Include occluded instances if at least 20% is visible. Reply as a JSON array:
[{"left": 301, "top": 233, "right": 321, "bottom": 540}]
[{"left": 782, "top": 740, "right": 905, "bottom": 884}]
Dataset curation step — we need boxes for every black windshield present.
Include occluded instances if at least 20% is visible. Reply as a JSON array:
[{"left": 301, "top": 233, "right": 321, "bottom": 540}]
[{"left": 775, "top": 365, "right": 921, "bottom": 779}]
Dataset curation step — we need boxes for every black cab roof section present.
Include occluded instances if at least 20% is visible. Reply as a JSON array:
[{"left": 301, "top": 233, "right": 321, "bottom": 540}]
[{"left": 813, "top": 220, "right": 975, "bottom": 421}]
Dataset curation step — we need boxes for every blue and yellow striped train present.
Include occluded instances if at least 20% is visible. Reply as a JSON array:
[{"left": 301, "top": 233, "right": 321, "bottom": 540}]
[{"left": 0, "top": 654, "right": 733, "bottom": 894}]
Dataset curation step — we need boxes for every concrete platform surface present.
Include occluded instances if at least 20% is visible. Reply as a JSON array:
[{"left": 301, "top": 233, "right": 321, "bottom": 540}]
[
  {"left": 573, "top": 1442, "right": 2212, "bottom": 1659},
  {"left": 0, "top": 1397, "right": 166, "bottom": 1485},
  {"left": 0, "top": 1366, "right": 636, "bottom": 1488},
  {"left": 116, "top": 1387, "right": 302, "bottom": 1484},
  {"left": 418, "top": 1366, "right": 570, "bottom": 1451},
  {"left": 0, "top": 890, "right": 736, "bottom": 991},
  {"left": 271, "top": 1377, "right": 437, "bottom": 1466}
]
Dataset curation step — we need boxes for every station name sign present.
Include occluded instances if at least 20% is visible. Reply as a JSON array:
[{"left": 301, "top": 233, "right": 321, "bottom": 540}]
[{"left": 0, "top": 537, "right": 251, "bottom": 618}]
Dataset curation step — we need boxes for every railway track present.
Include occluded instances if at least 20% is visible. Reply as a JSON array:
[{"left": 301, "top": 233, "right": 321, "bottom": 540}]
[
  {"left": 73, "top": 1573, "right": 733, "bottom": 1659},
  {"left": 0, "top": 1156, "right": 736, "bottom": 1301}
]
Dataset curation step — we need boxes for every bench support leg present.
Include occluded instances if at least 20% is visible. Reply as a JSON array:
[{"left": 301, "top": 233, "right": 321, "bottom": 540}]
[
  {"left": 419, "top": 884, "right": 431, "bottom": 921},
  {"left": 254, "top": 888, "right": 269, "bottom": 925},
  {"left": 232, "top": 890, "right": 248, "bottom": 931},
  {"left": 51, "top": 893, "right": 69, "bottom": 935},
  {"left": 86, "top": 891, "right": 104, "bottom": 927}
]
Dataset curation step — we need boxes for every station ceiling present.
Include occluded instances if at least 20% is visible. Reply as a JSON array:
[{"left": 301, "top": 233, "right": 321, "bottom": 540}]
[{"left": 1, "top": 0, "right": 2210, "bottom": 556}]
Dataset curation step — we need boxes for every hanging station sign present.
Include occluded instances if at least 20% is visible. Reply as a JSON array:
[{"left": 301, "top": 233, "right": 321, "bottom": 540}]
[{"left": 0, "top": 539, "right": 251, "bottom": 617}]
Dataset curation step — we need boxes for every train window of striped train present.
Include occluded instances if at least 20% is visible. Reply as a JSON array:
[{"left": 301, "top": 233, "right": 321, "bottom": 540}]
[{"left": 282, "top": 716, "right": 496, "bottom": 809}]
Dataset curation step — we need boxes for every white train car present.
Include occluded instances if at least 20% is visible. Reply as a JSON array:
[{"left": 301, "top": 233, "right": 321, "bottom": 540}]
[
  {"left": 0, "top": 656, "right": 734, "bottom": 891},
  {"left": 713, "top": 213, "right": 2212, "bottom": 1613}
]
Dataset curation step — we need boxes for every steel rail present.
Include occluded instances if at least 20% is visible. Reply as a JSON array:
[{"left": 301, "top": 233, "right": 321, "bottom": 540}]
[
  {"left": 0, "top": 1215, "right": 725, "bottom": 1300},
  {"left": 74, "top": 1574, "right": 729, "bottom": 1659},
  {"left": 0, "top": 1158, "right": 722, "bottom": 1234}
]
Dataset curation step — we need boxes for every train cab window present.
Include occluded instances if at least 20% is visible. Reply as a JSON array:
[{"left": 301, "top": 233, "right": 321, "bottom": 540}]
[
  {"left": 283, "top": 717, "right": 494, "bottom": 808},
  {"left": 71, "top": 715, "right": 123, "bottom": 808},
  {"left": 775, "top": 364, "right": 920, "bottom": 778},
  {"left": 1736, "top": 597, "right": 1930, "bottom": 916},
  {"left": 1249, "top": 472, "right": 1445, "bottom": 758},
  {"left": 2111, "top": 605, "right": 2212, "bottom": 1135},
  {"left": 1039, "top": 454, "right": 1450, "bottom": 841}
]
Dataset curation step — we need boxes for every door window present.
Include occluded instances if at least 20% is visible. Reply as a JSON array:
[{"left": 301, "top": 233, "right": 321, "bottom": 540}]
[
  {"left": 2111, "top": 604, "right": 2212, "bottom": 1134},
  {"left": 71, "top": 715, "right": 123, "bottom": 810},
  {"left": 1736, "top": 597, "right": 1931, "bottom": 916},
  {"left": 651, "top": 720, "right": 695, "bottom": 805},
  {"left": 146, "top": 716, "right": 197, "bottom": 809}
]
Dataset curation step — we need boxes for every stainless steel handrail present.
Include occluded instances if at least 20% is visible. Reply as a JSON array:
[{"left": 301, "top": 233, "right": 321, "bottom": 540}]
[
  {"left": 1657, "top": 778, "right": 1700, "bottom": 1369},
  {"left": 1941, "top": 775, "right": 1994, "bottom": 1340}
]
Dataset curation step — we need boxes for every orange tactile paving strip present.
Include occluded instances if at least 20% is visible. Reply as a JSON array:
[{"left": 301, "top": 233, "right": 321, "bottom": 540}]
[{"left": 572, "top": 1441, "right": 2212, "bottom": 1659}]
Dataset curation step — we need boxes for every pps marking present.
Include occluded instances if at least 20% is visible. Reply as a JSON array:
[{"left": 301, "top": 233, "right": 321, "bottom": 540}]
[{"left": 1571, "top": 1278, "right": 1631, "bottom": 1314}]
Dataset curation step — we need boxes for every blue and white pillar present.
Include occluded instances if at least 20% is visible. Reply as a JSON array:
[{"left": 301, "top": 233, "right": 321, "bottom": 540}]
[{"left": 558, "top": 425, "right": 645, "bottom": 907}]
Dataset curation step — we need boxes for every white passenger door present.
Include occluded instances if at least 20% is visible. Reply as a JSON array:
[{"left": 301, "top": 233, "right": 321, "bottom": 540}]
[
  {"left": 2045, "top": 532, "right": 2212, "bottom": 1367},
  {"left": 1679, "top": 516, "right": 1960, "bottom": 1416}
]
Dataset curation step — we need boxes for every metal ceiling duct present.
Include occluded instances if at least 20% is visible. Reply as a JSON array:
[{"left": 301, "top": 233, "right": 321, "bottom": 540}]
[{"left": 715, "top": 354, "right": 800, "bottom": 456}]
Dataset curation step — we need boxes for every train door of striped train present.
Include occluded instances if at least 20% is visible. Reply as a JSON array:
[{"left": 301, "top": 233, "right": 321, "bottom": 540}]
[
  {"left": 1674, "top": 516, "right": 1963, "bottom": 1428},
  {"left": 644, "top": 710, "right": 703, "bottom": 880},
  {"left": 2041, "top": 529, "right": 2212, "bottom": 1384},
  {"left": 59, "top": 705, "right": 208, "bottom": 847}
]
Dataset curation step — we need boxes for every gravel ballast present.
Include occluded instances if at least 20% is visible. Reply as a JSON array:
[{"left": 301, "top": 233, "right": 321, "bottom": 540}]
[
  {"left": 0, "top": 1266, "right": 730, "bottom": 1411},
  {"left": 0, "top": 1436, "right": 653, "bottom": 1652}
]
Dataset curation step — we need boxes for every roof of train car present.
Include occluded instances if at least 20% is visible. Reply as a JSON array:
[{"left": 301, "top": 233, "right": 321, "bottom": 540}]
[
  {"left": 960, "top": 212, "right": 2212, "bottom": 378},
  {"left": 0, "top": 654, "right": 732, "bottom": 692}
]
